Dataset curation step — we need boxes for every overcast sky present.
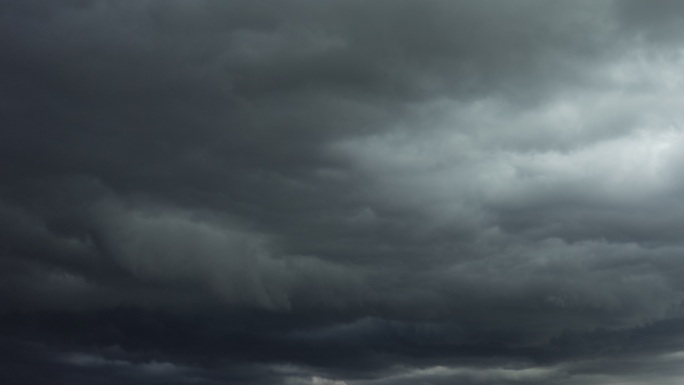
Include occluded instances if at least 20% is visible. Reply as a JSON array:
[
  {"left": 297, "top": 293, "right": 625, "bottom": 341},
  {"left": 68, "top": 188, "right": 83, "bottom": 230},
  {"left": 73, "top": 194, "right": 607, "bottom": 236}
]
[{"left": 3, "top": 0, "right": 684, "bottom": 384}]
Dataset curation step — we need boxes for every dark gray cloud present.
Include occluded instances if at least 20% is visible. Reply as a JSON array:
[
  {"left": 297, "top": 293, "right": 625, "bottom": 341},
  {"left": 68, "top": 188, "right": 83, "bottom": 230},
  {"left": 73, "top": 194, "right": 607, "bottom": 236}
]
[{"left": 3, "top": 0, "right": 684, "bottom": 384}]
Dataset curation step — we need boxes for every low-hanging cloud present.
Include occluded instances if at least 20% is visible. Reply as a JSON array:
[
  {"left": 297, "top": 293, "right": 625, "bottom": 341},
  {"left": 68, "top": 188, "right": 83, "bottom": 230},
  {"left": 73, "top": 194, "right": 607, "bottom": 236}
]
[{"left": 3, "top": 0, "right": 684, "bottom": 384}]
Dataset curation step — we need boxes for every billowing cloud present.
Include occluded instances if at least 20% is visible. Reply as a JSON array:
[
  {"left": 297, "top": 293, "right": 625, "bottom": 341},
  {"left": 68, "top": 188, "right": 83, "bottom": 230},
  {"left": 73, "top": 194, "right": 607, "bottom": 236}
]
[{"left": 3, "top": 0, "right": 684, "bottom": 384}]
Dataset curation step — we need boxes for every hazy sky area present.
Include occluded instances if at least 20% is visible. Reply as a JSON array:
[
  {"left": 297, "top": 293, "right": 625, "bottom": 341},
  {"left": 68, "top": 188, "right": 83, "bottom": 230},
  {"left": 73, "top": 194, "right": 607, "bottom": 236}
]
[{"left": 3, "top": 0, "right": 684, "bottom": 384}]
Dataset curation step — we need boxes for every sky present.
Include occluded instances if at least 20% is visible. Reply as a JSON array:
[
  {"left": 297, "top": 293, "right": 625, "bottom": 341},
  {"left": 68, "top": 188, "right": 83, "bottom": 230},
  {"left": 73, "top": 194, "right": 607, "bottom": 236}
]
[{"left": 2, "top": 0, "right": 684, "bottom": 384}]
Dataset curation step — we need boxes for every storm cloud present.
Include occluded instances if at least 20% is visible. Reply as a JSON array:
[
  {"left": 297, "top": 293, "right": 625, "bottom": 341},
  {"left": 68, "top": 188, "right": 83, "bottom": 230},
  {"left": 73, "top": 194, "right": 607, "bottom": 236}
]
[{"left": 3, "top": 0, "right": 684, "bottom": 384}]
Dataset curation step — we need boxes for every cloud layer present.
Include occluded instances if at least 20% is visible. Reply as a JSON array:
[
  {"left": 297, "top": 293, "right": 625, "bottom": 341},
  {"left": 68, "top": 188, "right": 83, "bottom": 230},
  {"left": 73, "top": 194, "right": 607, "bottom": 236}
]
[{"left": 3, "top": 0, "right": 684, "bottom": 384}]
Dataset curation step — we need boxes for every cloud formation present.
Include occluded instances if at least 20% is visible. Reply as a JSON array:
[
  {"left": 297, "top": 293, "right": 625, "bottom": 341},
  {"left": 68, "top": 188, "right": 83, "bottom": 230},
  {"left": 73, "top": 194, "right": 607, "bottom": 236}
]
[{"left": 3, "top": 0, "right": 684, "bottom": 383}]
